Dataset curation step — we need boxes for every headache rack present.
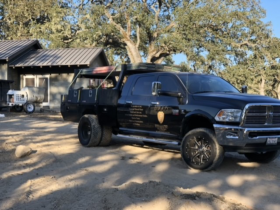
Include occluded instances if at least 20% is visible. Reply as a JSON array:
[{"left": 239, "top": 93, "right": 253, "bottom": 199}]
[{"left": 77, "top": 63, "right": 181, "bottom": 77}]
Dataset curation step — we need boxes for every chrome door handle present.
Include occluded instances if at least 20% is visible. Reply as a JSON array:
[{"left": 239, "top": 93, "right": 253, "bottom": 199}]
[
  {"left": 151, "top": 102, "right": 159, "bottom": 105},
  {"left": 126, "top": 101, "right": 133, "bottom": 104}
]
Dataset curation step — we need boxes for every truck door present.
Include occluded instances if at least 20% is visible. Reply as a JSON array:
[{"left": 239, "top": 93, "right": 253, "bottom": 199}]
[
  {"left": 150, "top": 74, "right": 186, "bottom": 135},
  {"left": 118, "top": 75, "right": 156, "bottom": 130}
]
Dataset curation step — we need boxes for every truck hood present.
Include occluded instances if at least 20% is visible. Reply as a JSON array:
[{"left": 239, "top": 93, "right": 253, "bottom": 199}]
[{"left": 192, "top": 92, "right": 280, "bottom": 109}]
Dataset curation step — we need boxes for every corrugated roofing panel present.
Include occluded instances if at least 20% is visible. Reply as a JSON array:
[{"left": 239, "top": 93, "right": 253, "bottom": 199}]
[
  {"left": 0, "top": 40, "right": 41, "bottom": 61},
  {"left": 80, "top": 49, "right": 99, "bottom": 65},
  {"left": 9, "top": 48, "right": 105, "bottom": 67},
  {"left": 57, "top": 49, "right": 77, "bottom": 65},
  {"left": 70, "top": 49, "right": 89, "bottom": 65}
]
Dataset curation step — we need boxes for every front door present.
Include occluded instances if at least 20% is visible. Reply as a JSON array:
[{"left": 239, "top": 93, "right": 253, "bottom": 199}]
[
  {"left": 150, "top": 74, "right": 186, "bottom": 135},
  {"left": 23, "top": 75, "right": 50, "bottom": 106}
]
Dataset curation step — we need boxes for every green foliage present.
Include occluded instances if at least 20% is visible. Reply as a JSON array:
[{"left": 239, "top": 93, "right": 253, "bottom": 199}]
[
  {"left": 1, "top": 0, "right": 280, "bottom": 98},
  {"left": 0, "top": 1, "right": 4, "bottom": 39}
]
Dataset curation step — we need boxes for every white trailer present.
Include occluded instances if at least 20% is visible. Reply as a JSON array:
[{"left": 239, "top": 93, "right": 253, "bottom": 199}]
[{"left": 7, "top": 87, "right": 45, "bottom": 114}]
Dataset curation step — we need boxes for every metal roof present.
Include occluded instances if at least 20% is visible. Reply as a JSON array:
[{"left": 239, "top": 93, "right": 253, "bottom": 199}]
[
  {"left": 0, "top": 40, "right": 42, "bottom": 61},
  {"left": 9, "top": 48, "right": 108, "bottom": 67}
]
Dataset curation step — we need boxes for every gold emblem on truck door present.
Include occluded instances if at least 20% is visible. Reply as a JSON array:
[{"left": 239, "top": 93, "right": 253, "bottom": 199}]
[{"left": 157, "top": 111, "right": 164, "bottom": 124}]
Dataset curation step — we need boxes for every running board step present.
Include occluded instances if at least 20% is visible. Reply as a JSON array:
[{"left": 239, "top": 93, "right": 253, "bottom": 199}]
[{"left": 116, "top": 134, "right": 181, "bottom": 145}]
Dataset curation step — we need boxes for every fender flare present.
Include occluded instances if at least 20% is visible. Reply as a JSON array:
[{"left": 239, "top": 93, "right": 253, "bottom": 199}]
[{"left": 181, "top": 110, "right": 215, "bottom": 135}]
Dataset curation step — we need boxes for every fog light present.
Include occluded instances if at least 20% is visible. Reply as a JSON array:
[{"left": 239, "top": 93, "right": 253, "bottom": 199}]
[{"left": 226, "top": 132, "right": 238, "bottom": 139}]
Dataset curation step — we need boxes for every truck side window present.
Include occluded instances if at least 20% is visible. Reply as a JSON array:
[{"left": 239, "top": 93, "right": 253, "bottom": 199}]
[
  {"left": 158, "top": 76, "right": 179, "bottom": 92},
  {"left": 132, "top": 76, "right": 154, "bottom": 96}
]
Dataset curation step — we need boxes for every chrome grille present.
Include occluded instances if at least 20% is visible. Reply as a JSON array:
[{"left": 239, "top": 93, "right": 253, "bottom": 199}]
[
  {"left": 247, "top": 106, "right": 266, "bottom": 113},
  {"left": 244, "top": 105, "right": 280, "bottom": 126}
]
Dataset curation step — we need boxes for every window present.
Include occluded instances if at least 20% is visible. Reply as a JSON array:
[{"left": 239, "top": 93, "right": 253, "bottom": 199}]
[
  {"left": 178, "top": 74, "right": 239, "bottom": 94},
  {"left": 132, "top": 76, "right": 154, "bottom": 96},
  {"left": 158, "top": 75, "right": 179, "bottom": 92}
]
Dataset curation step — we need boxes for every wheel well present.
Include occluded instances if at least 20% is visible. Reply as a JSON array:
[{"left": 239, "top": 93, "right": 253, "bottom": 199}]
[
  {"left": 182, "top": 115, "right": 214, "bottom": 137},
  {"left": 82, "top": 109, "right": 96, "bottom": 116}
]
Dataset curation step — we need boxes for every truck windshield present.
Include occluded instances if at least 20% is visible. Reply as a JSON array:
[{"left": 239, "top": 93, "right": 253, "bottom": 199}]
[{"left": 178, "top": 74, "right": 239, "bottom": 94}]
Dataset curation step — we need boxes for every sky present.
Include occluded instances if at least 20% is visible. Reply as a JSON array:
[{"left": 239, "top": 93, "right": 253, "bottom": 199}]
[{"left": 173, "top": 0, "right": 280, "bottom": 64}]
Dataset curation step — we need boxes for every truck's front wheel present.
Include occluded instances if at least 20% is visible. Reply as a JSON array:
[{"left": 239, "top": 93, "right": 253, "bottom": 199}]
[
  {"left": 78, "top": 115, "right": 102, "bottom": 147},
  {"left": 181, "top": 128, "right": 224, "bottom": 171},
  {"left": 244, "top": 150, "right": 280, "bottom": 163}
]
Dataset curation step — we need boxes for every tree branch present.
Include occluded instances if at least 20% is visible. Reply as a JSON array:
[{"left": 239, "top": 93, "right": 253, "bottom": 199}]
[
  {"left": 125, "top": 12, "right": 131, "bottom": 35},
  {"left": 104, "top": 9, "right": 128, "bottom": 40},
  {"left": 134, "top": 25, "right": 140, "bottom": 48}
]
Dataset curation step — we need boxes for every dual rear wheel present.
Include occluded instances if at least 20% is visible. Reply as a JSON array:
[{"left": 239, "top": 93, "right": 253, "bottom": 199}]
[{"left": 78, "top": 115, "right": 112, "bottom": 147}]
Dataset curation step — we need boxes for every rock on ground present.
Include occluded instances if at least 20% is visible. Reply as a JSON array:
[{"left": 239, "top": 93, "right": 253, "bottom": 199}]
[{"left": 15, "top": 145, "right": 32, "bottom": 158}]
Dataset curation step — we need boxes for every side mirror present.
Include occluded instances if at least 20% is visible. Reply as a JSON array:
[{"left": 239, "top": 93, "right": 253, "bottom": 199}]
[
  {"left": 152, "top": 81, "right": 161, "bottom": 96},
  {"left": 242, "top": 85, "right": 247, "bottom": 93}
]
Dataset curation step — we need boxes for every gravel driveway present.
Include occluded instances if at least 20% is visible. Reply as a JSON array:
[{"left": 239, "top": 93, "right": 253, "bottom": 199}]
[{"left": 0, "top": 112, "right": 279, "bottom": 210}]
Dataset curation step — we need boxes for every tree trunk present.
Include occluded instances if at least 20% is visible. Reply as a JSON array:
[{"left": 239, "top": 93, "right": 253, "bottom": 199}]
[
  {"left": 146, "top": 55, "right": 153, "bottom": 63},
  {"left": 277, "top": 83, "right": 280, "bottom": 99},
  {"left": 146, "top": 45, "right": 155, "bottom": 63},
  {"left": 125, "top": 41, "right": 142, "bottom": 63}
]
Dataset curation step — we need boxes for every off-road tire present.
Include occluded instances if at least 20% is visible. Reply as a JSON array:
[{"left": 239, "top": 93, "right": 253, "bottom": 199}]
[
  {"left": 181, "top": 128, "right": 224, "bottom": 171},
  {"left": 14, "top": 105, "right": 23, "bottom": 112},
  {"left": 24, "top": 103, "right": 35, "bottom": 114},
  {"left": 244, "top": 150, "right": 280, "bottom": 163},
  {"left": 78, "top": 115, "right": 102, "bottom": 147},
  {"left": 99, "top": 126, "right": 112, "bottom": 146}
]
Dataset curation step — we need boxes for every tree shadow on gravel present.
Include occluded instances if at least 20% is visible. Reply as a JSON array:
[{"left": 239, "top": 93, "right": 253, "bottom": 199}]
[{"left": 0, "top": 116, "right": 280, "bottom": 210}]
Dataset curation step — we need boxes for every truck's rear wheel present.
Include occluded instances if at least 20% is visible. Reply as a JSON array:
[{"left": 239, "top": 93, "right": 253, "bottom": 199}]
[
  {"left": 244, "top": 150, "right": 280, "bottom": 163},
  {"left": 181, "top": 128, "right": 224, "bottom": 171},
  {"left": 99, "top": 126, "right": 112, "bottom": 146},
  {"left": 78, "top": 115, "right": 102, "bottom": 147}
]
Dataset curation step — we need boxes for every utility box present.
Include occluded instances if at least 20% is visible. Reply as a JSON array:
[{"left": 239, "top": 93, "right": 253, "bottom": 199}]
[
  {"left": 0, "top": 80, "right": 13, "bottom": 110},
  {"left": 7, "top": 86, "right": 45, "bottom": 114}
]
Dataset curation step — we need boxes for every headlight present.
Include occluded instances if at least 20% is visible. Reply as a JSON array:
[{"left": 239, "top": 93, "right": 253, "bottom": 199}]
[{"left": 215, "top": 109, "right": 242, "bottom": 122}]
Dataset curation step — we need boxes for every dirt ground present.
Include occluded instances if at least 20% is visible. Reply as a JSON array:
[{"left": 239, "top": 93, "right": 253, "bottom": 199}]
[{"left": 1, "top": 111, "right": 280, "bottom": 210}]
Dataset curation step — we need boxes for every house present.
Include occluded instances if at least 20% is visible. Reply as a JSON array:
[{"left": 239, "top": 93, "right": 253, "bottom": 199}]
[{"left": 0, "top": 40, "right": 109, "bottom": 109}]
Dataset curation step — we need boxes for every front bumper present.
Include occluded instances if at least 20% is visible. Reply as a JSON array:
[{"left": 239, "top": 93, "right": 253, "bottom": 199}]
[{"left": 214, "top": 124, "right": 280, "bottom": 147}]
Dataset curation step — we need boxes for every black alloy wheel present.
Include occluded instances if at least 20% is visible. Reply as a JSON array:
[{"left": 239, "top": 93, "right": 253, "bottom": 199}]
[{"left": 181, "top": 128, "right": 224, "bottom": 171}]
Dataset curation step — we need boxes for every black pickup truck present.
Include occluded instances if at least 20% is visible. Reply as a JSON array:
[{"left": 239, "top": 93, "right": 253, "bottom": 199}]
[{"left": 61, "top": 63, "right": 280, "bottom": 171}]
